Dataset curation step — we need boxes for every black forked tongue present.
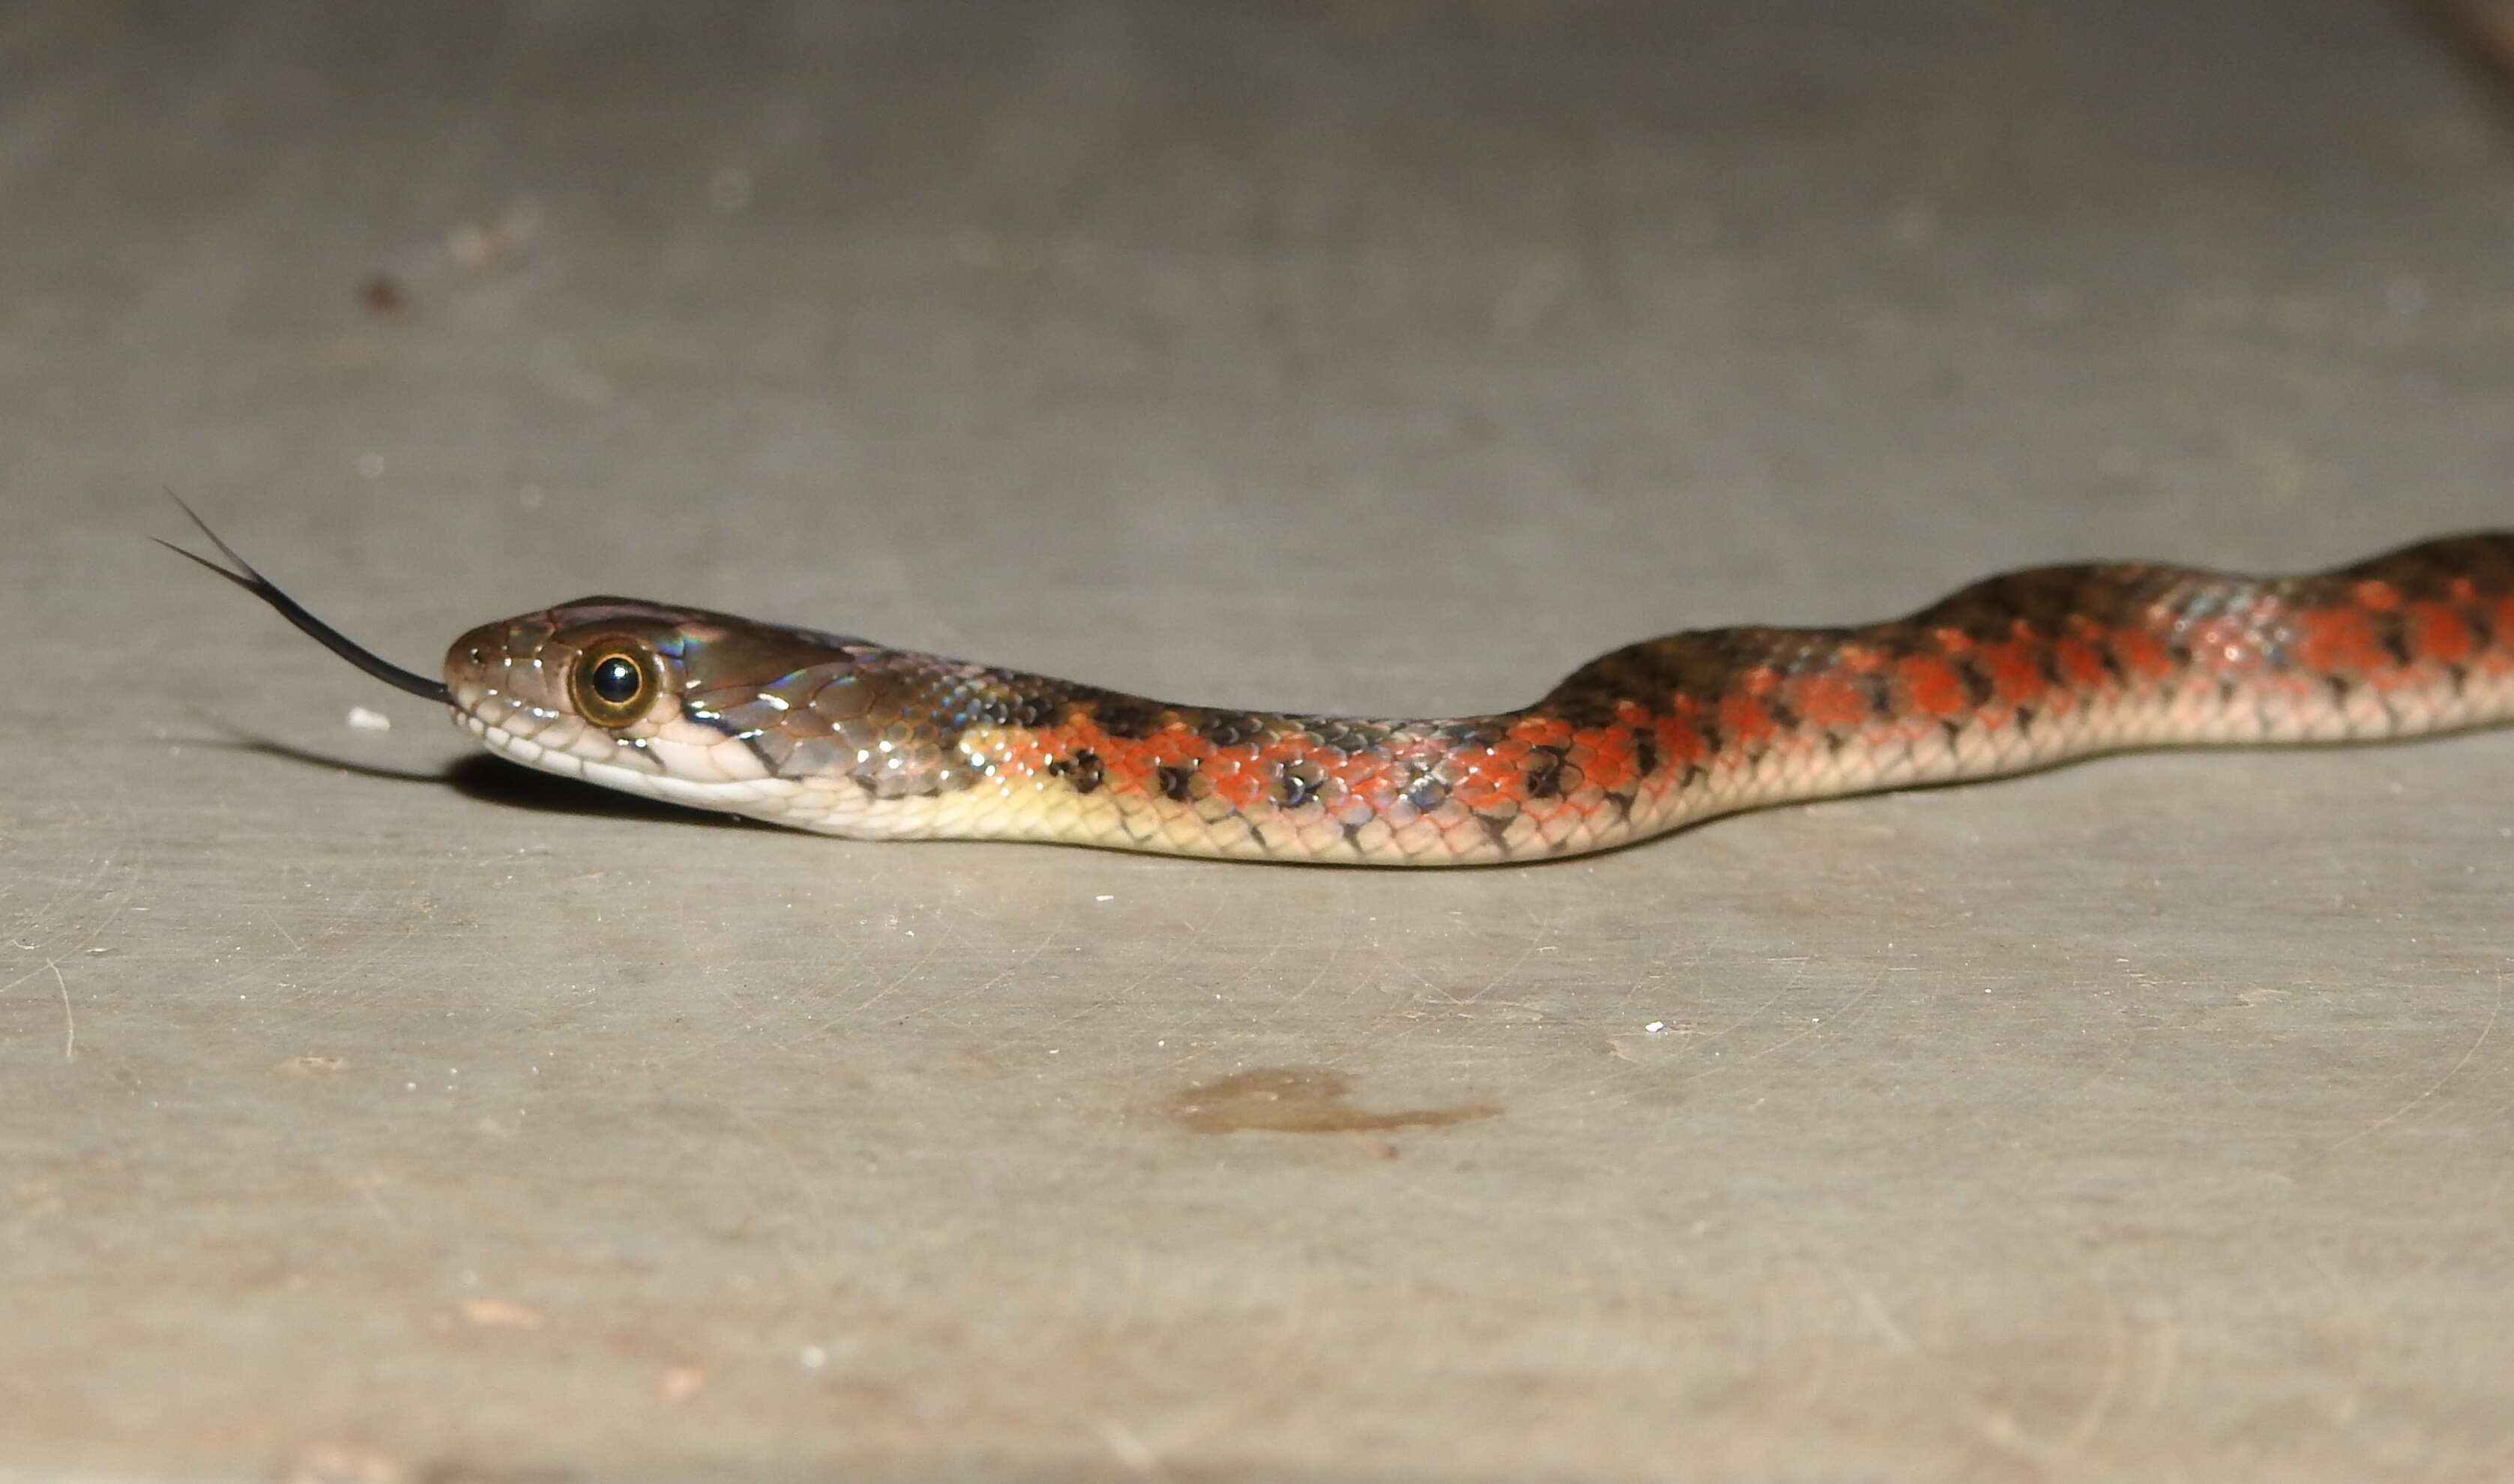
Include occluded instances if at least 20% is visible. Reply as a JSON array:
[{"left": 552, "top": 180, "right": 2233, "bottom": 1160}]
[{"left": 157, "top": 493, "right": 456, "bottom": 707}]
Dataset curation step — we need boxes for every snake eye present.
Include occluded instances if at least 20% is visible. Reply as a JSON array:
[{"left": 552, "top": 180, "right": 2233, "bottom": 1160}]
[
  {"left": 570, "top": 644, "right": 660, "bottom": 728},
  {"left": 590, "top": 656, "right": 641, "bottom": 703}
]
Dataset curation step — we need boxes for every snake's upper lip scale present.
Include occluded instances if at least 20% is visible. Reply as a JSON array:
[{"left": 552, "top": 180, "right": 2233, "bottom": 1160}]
[{"left": 157, "top": 492, "right": 456, "bottom": 707}]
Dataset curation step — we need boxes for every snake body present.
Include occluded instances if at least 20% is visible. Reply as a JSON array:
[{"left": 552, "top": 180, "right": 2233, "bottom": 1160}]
[{"left": 418, "top": 534, "right": 2514, "bottom": 865}]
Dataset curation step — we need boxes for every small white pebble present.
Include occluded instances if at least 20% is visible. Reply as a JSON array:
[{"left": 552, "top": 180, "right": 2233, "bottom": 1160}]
[
  {"left": 798, "top": 1345, "right": 827, "bottom": 1370},
  {"left": 1643, "top": 1021, "right": 1668, "bottom": 1035},
  {"left": 346, "top": 706, "right": 392, "bottom": 732},
  {"left": 1095, "top": 895, "right": 1114, "bottom": 902}
]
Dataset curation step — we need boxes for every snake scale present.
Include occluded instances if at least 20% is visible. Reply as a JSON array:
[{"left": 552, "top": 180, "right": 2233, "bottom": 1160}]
[{"left": 169, "top": 505, "right": 2514, "bottom": 865}]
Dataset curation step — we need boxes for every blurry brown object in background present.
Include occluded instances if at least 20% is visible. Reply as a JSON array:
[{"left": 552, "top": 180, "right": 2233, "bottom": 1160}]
[
  {"left": 2425, "top": 0, "right": 2514, "bottom": 83},
  {"left": 357, "top": 273, "right": 406, "bottom": 317}
]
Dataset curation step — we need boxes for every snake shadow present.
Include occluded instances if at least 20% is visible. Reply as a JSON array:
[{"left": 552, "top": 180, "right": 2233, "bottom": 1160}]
[{"left": 215, "top": 737, "right": 764, "bottom": 830}]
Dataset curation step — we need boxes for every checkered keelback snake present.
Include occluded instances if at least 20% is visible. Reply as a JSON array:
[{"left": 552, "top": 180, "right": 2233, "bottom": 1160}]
[{"left": 169, "top": 507, "right": 2514, "bottom": 865}]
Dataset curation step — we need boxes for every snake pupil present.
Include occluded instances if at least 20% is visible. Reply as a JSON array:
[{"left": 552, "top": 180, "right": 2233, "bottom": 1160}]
[{"left": 591, "top": 654, "right": 642, "bottom": 704}]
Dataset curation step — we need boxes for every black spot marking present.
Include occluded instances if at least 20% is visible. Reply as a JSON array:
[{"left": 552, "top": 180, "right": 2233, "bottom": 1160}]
[
  {"left": 2377, "top": 624, "right": 2413, "bottom": 670},
  {"left": 1524, "top": 752, "right": 1564, "bottom": 800},
  {"left": 1156, "top": 764, "right": 1196, "bottom": 803},
  {"left": 1277, "top": 761, "right": 1324, "bottom": 809},
  {"left": 1632, "top": 731, "right": 1660, "bottom": 782},
  {"left": 1087, "top": 695, "right": 1166, "bottom": 741},
  {"left": 1200, "top": 714, "right": 1264, "bottom": 748},
  {"left": 1405, "top": 773, "right": 1450, "bottom": 813},
  {"left": 1478, "top": 812, "right": 1514, "bottom": 851},
  {"left": 1046, "top": 749, "right": 1104, "bottom": 794}
]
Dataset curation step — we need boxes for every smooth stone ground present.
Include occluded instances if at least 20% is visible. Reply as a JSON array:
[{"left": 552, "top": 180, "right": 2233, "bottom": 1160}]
[{"left": 4, "top": 3, "right": 2511, "bottom": 1479}]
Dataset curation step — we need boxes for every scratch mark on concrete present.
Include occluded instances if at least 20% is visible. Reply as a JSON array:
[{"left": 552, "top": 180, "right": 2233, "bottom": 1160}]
[{"left": 2328, "top": 971, "right": 2503, "bottom": 1148}]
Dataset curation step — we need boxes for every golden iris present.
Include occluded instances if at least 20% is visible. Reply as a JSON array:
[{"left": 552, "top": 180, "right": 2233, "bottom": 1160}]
[{"left": 570, "top": 644, "right": 660, "bottom": 727}]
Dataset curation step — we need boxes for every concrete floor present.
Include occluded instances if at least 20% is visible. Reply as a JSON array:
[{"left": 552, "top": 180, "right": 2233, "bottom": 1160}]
[{"left": 5, "top": 2, "right": 2514, "bottom": 1480}]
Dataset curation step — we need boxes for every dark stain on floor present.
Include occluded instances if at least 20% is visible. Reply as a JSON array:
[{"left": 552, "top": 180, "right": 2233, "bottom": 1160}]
[{"left": 1156, "top": 1068, "right": 1500, "bottom": 1135}]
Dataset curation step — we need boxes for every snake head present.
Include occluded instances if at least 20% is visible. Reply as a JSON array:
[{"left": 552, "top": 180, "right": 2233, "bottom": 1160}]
[
  {"left": 444, "top": 598, "right": 899, "bottom": 813},
  {"left": 163, "top": 495, "right": 962, "bottom": 831}
]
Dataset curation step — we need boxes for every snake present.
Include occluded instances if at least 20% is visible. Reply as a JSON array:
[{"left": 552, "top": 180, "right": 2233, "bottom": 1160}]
[{"left": 165, "top": 501, "right": 2514, "bottom": 866}]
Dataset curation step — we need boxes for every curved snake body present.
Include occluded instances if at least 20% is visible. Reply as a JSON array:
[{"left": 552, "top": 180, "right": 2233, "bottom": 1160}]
[{"left": 415, "top": 534, "right": 2514, "bottom": 865}]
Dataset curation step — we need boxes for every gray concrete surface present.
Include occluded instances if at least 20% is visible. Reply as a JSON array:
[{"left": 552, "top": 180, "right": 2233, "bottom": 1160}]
[{"left": 5, "top": 2, "right": 2513, "bottom": 1480}]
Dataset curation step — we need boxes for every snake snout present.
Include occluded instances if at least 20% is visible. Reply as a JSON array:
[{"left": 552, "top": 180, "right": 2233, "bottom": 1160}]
[{"left": 443, "top": 612, "right": 594, "bottom": 759}]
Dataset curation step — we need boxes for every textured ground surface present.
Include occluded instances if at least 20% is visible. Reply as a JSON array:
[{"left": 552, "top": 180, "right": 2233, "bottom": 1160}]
[{"left": 4, "top": 2, "right": 2513, "bottom": 1480}]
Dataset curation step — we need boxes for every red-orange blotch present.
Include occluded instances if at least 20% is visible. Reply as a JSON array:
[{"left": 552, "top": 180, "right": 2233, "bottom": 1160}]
[
  {"left": 2297, "top": 608, "right": 2386, "bottom": 678},
  {"left": 1896, "top": 654, "right": 1968, "bottom": 720}
]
